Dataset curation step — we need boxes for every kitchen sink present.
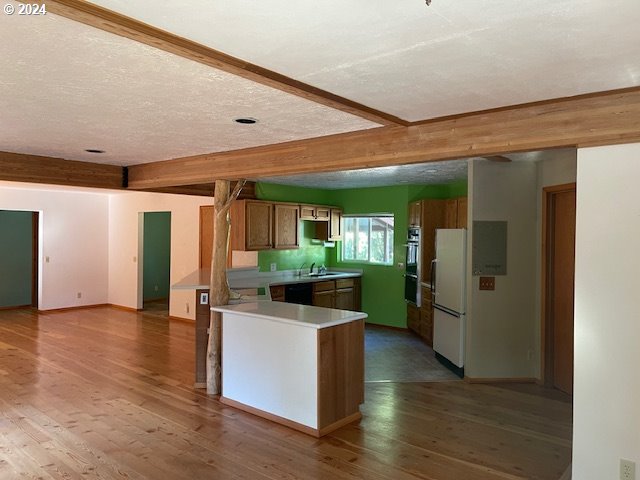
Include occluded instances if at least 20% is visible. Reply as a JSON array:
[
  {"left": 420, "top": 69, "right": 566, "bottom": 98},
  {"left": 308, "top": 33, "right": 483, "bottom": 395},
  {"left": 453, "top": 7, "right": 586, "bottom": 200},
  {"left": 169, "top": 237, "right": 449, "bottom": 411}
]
[{"left": 305, "top": 272, "right": 342, "bottom": 277}]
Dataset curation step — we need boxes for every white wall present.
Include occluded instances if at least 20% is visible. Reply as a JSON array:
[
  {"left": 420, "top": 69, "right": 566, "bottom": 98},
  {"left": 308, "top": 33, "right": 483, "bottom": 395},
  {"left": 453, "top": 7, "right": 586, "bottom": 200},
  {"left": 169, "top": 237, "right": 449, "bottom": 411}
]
[
  {"left": 573, "top": 143, "right": 640, "bottom": 479},
  {"left": 466, "top": 160, "right": 538, "bottom": 378},
  {"left": 0, "top": 182, "right": 109, "bottom": 310},
  {"left": 108, "top": 191, "right": 211, "bottom": 319}
]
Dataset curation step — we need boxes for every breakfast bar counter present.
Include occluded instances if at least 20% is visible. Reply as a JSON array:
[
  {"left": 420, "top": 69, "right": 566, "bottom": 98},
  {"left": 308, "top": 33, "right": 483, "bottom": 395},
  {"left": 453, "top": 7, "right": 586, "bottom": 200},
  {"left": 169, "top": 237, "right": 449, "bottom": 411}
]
[{"left": 212, "top": 302, "right": 367, "bottom": 437}]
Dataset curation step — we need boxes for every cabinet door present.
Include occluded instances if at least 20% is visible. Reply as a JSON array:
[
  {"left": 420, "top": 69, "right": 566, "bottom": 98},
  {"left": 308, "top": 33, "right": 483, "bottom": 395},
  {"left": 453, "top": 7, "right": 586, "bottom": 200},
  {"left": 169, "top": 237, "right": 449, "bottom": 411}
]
[
  {"left": 315, "top": 207, "right": 330, "bottom": 221},
  {"left": 199, "top": 205, "right": 214, "bottom": 268},
  {"left": 299, "top": 205, "right": 316, "bottom": 220},
  {"left": 334, "top": 288, "right": 354, "bottom": 311},
  {"left": 444, "top": 199, "right": 458, "bottom": 229},
  {"left": 329, "top": 209, "right": 342, "bottom": 240},
  {"left": 273, "top": 204, "right": 299, "bottom": 249},
  {"left": 420, "top": 306, "right": 434, "bottom": 347},
  {"left": 270, "top": 285, "right": 285, "bottom": 302},
  {"left": 408, "top": 201, "right": 421, "bottom": 227},
  {"left": 456, "top": 197, "right": 468, "bottom": 229},
  {"left": 420, "top": 199, "right": 446, "bottom": 284},
  {"left": 313, "top": 290, "right": 335, "bottom": 308},
  {"left": 246, "top": 201, "right": 273, "bottom": 250},
  {"left": 407, "top": 303, "right": 420, "bottom": 333}
]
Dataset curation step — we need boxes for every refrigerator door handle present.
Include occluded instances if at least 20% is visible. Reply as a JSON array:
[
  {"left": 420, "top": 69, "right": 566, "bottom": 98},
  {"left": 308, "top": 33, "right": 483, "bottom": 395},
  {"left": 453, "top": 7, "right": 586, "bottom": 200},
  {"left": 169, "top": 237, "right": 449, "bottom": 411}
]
[
  {"left": 434, "top": 303, "right": 462, "bottom": 318},
  {"left": 430, "top": 259, "right": 437, "bottom": 298}
]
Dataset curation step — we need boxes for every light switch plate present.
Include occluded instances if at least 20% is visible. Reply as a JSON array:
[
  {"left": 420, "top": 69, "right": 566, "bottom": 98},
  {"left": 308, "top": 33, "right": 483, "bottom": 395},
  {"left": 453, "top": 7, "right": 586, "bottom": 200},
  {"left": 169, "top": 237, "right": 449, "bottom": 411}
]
[{"left": 479, "top": 276, "right": 495, "bottom": 290}]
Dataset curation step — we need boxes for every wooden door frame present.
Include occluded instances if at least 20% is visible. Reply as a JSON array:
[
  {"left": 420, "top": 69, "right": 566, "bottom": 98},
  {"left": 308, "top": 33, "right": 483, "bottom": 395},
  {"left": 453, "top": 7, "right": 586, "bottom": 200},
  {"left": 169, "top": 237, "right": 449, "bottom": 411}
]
[{"left": 540, "top": 182, "right": 576, "bottom": 387}]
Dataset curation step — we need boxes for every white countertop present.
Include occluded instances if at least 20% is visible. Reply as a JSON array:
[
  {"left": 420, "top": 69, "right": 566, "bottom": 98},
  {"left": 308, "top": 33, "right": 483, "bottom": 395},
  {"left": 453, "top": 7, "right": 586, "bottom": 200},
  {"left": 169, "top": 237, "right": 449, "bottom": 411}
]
[
  {"left": 211, "top": 302, "right": 367, "bottom": 329},
  {"left": 173, "top": 267, "right": 362, "bottom": 292}
]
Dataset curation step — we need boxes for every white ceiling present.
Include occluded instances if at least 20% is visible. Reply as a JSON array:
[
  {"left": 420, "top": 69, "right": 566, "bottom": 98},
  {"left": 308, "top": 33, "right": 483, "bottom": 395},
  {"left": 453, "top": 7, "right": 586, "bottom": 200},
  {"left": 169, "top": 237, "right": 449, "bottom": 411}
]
[
  {"left": 0, "top": 0, "right": 637, "bottom": 173},
  {"left": 88, "top": 0, "right": 640, "bottom": 122},
  {"left": 0, "top": 1, "right": 379, "bottom": 166}
]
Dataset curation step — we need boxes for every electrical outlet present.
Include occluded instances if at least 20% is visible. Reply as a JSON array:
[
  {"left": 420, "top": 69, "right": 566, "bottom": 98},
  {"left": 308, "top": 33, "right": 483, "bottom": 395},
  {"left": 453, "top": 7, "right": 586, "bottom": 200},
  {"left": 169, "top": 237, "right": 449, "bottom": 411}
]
[
  {"left": 77, "top": 292, "right": 82, "bottom": 299},
  {"left": 154, "top": 285, "right": 159, "bottom": 292},
  {"left": 270, "top": 262, "right": 277, "bottom": 272},
  {"left": 186, "top": 303, "right": 190, "bottom": 314},
  {"left": 200, "top": 292, "right": 209, "bottom": 305},
  {"left": 621, "top": 459, "right": 636, "bottom": 480},
  {"left": 45, "top": 256, "right": 50, "bottom": 263}
]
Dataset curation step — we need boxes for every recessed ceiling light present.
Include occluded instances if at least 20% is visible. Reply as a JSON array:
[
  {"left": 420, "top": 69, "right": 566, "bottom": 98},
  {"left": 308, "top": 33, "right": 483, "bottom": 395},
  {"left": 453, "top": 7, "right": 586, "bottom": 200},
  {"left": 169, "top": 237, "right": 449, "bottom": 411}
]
[
  {"left": 85, "top": 149, "right": 105, "bottom": 154},
  {"left": 234, "top": 117, "right": 258, "bottom": 124}
]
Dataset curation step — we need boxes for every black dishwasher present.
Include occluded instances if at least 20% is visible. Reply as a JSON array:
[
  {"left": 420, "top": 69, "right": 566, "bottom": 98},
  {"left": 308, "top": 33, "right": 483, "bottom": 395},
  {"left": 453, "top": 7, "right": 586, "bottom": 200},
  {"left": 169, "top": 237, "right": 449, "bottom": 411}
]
[{"left": 284, "top": 283, "right": 313, "bottom": 305}]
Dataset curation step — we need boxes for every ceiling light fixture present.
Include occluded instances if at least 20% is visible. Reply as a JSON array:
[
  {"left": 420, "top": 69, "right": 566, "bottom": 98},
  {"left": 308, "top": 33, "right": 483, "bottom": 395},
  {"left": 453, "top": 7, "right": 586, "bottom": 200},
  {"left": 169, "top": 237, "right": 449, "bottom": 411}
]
[
  {"left": 425, "top": 0, "right": 432, "bottom": 5},
  {"left": 234, "top": 117, "right": 258, "bottom": 124},
  {"left": 84, "top": 149, "right": 105, "bottom": 154}
]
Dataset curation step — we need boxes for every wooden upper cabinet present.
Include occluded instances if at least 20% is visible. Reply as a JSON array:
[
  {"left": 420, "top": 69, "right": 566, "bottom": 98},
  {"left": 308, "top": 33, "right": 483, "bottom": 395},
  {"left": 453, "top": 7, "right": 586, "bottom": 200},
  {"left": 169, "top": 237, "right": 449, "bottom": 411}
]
[
  {"left": 230, "top": 200, "right": 273, "bottom": 251},
  {"left": 443, "top": 197, "right": 468, "bottom": 229},
  {"left": 421, "top": 199, "right": 446, "bottom": 284},
  {"left": 246, "top": 201, "right": 273, "bottom": 250},
  {"left": 273, "top": 204, "right": 299, "bottom": 249},
  {"left": 329, "top": 209, "right": 342, "bottom": 240},
  {"left": 456, "top": 197, "right": 468, "bottom": 229},
  {"left": 444, "top": 199, "right": 458, "bottom": 229},
  {"left": 300, "top": 204, "right": 330, "bottom": 221},
  {"left": 408, "top": 201, "right": 421, "bottom": 227}
]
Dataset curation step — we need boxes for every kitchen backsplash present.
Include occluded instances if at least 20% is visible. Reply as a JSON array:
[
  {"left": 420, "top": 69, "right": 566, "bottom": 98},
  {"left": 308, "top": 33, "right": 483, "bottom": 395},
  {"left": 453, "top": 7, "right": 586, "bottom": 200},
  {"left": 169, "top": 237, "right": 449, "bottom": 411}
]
[{"left": 257, "top": 221, "right": 330, "bottom": 272}]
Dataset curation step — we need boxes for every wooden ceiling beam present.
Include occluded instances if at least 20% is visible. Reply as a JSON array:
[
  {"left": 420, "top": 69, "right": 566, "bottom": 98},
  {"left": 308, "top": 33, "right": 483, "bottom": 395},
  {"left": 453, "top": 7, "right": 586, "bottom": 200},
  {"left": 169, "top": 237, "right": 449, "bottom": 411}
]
[
  {"left": 0, "top": 151, "right": 123, "bottom": 190},
  {"left": 127, "top": 87, "right": 640, "bottom": 189},
  {"left": 33, "top": 0, "right": 404, "bottom": 127}
]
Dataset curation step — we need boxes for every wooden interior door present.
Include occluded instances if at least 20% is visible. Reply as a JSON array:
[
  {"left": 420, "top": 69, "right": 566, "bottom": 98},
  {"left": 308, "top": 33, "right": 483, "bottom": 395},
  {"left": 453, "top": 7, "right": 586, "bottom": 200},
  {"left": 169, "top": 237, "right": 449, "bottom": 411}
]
[
  {"left": 199, "top": 206, "right": 214, "bottom": 269},
  {"left": 543, "top": 184, "right": 576, "bottom": 395}
]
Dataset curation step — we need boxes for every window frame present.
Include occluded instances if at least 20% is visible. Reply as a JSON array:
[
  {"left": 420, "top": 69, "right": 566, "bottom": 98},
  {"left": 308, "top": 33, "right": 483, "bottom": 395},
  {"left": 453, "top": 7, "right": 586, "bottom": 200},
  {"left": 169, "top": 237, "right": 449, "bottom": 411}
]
[{"left": 341, "top": 214, "right": 394, "bottom": 266}]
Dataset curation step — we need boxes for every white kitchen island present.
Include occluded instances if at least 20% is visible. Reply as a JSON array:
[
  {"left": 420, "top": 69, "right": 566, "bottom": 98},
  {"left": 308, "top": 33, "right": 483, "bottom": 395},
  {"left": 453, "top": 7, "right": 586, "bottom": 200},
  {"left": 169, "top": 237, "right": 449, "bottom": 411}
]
[{"left": 211, "top": 301, "right": 367, "bottom": 437}]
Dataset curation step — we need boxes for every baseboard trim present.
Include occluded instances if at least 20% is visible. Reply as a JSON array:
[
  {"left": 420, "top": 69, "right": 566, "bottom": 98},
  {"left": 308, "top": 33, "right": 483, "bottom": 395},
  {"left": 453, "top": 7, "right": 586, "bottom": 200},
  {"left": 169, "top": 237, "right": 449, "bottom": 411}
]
[
  {"left": 220, "top": 396, "right": 319, "bottom": 437},
  {"left": 318, "top": 412, "right": 362, "bottom": 437},
  {"left": 169, "top": 315, "right": 194, "bottom": 324},
  {"left": 0, "top": 304, "right": 31, "bottom": 311},
  {"left": 108, "top": 304, "right": 140, "bottom": 313},
  {"left": 38, "top": 304, "right": 109, "bottom": 314},
  {"left": 464, "top": 377, "right": 538, "bottom": 384},
  {"left": 365, "top": 322, "right": 408, "bottom": 332}
]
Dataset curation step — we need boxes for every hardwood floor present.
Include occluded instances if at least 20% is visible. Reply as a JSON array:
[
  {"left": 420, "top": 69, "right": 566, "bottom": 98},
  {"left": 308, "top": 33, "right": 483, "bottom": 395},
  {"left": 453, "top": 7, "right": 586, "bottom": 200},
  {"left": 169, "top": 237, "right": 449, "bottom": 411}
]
[{"left": 0, "top": 307, "right": 572, "bottom": 479}]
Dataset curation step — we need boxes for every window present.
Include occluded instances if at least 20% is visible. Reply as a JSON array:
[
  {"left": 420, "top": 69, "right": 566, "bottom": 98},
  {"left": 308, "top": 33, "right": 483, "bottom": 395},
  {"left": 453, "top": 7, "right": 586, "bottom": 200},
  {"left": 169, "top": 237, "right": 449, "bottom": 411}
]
[{"left": 342, "top": 215, "right": 394, "bottom": 265}]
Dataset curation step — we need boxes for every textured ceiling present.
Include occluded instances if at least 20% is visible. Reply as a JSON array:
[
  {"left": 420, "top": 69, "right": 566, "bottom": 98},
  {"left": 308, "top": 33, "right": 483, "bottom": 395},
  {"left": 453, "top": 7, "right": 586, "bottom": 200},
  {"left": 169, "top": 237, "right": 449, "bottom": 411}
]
[
  {"left": 257, "top": 149, "right": 577, "bottom": 190},
  {"left": 89, "top": 0, "right": 640, "bottom": 122},
  {"left": 0, "top": 2, "right": 379, "bottom": 166}
]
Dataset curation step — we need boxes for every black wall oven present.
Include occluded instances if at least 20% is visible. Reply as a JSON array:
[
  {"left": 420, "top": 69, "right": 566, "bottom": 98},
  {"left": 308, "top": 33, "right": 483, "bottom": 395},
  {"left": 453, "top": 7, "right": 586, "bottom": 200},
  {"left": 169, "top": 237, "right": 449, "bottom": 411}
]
[{"left": 404, "top": 227, "right": 420, "bottom": 305}]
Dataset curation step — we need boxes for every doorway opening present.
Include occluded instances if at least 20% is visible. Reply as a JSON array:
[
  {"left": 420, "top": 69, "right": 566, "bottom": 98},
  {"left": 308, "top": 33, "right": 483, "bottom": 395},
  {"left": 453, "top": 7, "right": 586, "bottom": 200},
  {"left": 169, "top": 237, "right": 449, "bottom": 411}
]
[
  {"left": 0, "top": 210, "right": 39, "bottom": 310},
  {"left": 139, "top": 212, "right": 171, "bottom": 316},
  {"left": 542, "top": 183, "right": 576, "bottom": 395}
]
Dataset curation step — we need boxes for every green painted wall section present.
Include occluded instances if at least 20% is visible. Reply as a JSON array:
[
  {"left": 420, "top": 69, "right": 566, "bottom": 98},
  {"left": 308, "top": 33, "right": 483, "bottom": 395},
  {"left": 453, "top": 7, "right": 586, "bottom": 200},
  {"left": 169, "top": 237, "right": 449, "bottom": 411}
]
[
  {"left": 143, "top": 212, "right": 171, "bottom": 301},
  {"left": 255, "top": 181, "right": 466, "bottom": 328},
  {"left": 258, "top": 221, "right": 328, "bottom": 272},
  {"left": 0, "top": 210, "right": 33, "bottom": 307}
]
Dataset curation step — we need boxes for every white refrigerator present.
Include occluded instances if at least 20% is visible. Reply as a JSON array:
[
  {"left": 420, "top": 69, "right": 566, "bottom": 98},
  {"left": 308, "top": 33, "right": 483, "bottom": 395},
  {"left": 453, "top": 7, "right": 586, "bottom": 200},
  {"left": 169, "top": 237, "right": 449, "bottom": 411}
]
[{"left": 432, "top": 229, "right": 466, "bottom": 369}]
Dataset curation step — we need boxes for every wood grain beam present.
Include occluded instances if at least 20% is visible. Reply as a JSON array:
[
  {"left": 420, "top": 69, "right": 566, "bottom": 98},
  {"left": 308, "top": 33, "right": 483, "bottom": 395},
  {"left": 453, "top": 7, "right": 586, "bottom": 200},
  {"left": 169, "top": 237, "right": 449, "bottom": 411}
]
[
  {"left": 0, "top": 151, "right": 123, "bottom": 189},
  {"left": 142, "top": 181, "right": 256, "bottom": 199},
  {"left": 127, "top": 87, "right": 640, "bottom": 189},
  {"left": 34, "top": 0, "right": 402, "bottom": 127}
]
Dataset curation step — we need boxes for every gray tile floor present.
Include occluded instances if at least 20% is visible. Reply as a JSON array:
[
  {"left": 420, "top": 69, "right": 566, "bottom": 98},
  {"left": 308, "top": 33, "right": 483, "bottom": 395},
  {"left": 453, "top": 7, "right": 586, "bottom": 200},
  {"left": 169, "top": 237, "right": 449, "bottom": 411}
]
[{"left": 365, "top": 325, "right": 460, "bottom": 383}]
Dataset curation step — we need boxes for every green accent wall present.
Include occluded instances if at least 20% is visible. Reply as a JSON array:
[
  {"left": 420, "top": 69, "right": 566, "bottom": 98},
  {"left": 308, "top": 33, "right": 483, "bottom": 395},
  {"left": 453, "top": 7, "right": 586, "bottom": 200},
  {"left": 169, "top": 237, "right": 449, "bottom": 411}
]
[
  {"left": 258, "top": 221, "right": 329, "bottom": 272},
  {"left": 143, "top": 212, "right": 171, "bottom": 301},
  {"left": 0, "top": 210, "right": 33, "bottom": 307},
  {"left": 255, "top": 181, "right": 466, "bottom": 328}
]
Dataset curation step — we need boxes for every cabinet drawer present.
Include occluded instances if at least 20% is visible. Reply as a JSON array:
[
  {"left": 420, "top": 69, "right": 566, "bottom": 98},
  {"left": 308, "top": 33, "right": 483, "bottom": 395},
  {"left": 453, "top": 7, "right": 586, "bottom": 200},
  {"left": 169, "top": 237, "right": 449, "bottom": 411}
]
[
  {"left": 313, "top": 281, "right": 335, "bottom": 292},
  {"left": 336, "top": 278, "right": 354, "bottom": 289}
]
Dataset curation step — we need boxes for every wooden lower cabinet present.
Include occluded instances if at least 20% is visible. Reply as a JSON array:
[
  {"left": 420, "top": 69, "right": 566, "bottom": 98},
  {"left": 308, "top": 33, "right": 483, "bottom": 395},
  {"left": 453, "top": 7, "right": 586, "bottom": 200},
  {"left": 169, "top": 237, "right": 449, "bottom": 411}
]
[
  {"left": 269, "top": 285, "right": 285, "bottom": 302},
  {"left": 312, "top": 278, "right": 360, "bottom": 311},
  {"left": 407, "top": 303, "right": 420, "bottom": 333},
  {"left": 407, "top": 286, "right": 434, "bottom": 347}
]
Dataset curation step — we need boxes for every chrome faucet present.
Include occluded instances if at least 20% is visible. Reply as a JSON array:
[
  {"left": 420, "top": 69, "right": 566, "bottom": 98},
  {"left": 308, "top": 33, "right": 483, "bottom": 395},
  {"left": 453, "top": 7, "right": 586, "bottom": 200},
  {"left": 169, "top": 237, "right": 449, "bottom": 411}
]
[
  {"left": 310, "top": 262, "right": 316, "bottom": 275},
  {"left": 297, "top": 262, "right": 307, "bottom": 277}
]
